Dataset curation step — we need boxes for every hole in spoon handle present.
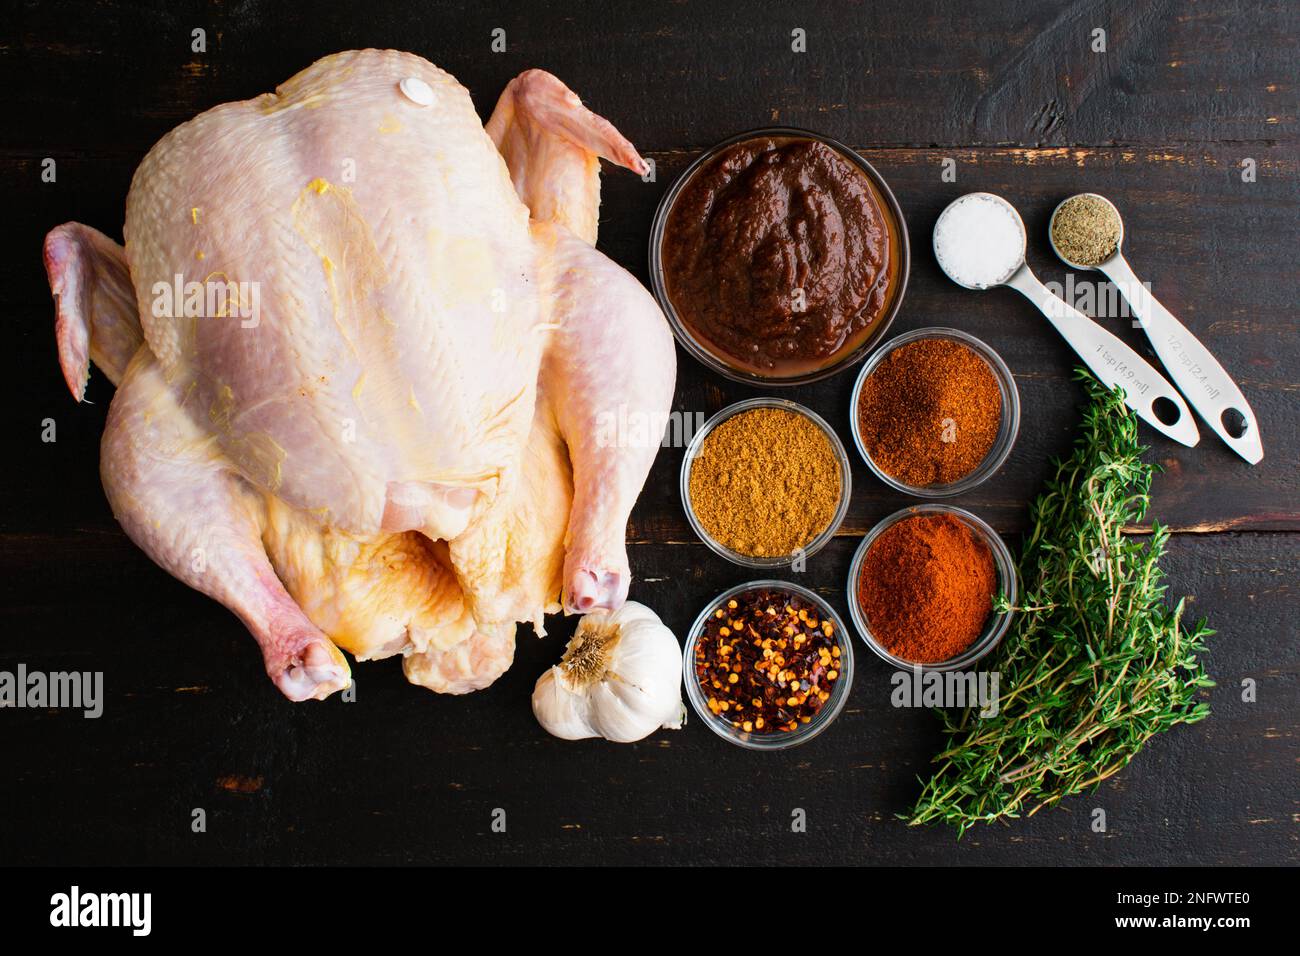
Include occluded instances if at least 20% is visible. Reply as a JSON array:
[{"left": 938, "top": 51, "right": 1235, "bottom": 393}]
[
  {"left": 1100, "top": 256, "right": 1263, "bottom": 463},
  {"left": 1151, "top": 396, "right": 1182, "bottom": 426},
  {"left": 1221, "top": 407, "right": 1249, "bottom": 439}
]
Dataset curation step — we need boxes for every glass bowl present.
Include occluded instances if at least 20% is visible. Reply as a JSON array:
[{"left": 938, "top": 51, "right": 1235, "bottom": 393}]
[
  {"left": 849, "top": 327, "right": 1020, "bottom": 497},
  {"left": 846, "top": 503, "right": 1017, "bottom": 672},
  {"left": 683, "top": 579, "right": 855, "bottom": 750},
  {"left": 648, "top": 126, "right": 910, "bottom": 386},
  {"left": 681, "top": 397, "right": 852, "bottom": 568}
]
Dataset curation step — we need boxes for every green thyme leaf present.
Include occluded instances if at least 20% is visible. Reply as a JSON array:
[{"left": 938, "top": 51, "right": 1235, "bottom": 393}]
[{"left": 906, "top": 373, "right": 1214, "bottom": 837}]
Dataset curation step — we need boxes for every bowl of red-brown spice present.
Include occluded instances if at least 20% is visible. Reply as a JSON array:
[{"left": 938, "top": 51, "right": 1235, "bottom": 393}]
[
  {"left": 850, "top": 328, "right": 1019, "bottom": 496},
  {"left": 684, "top": 580, "right": 855, "bottom": 750},
  {"left": 847, "top": 504, "right": 1016, "bottom": 670}
]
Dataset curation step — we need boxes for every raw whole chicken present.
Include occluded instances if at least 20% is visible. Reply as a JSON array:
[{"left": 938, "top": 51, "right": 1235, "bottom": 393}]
[{"left": 43, "top": 50, "right": 676, "bottom": 701}]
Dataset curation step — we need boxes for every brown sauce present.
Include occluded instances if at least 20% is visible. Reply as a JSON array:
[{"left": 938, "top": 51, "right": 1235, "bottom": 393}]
[{"left": 661, "top": 135, "right": 899, "bottom": 376}]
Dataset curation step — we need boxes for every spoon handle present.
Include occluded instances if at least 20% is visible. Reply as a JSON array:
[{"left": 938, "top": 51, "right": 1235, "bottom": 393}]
[
  {"left": 1004, "top": 265, "right": 1200, "bottom": 447},
  {"left": 1100, "top": 255, "right": 1263, "bottom": 464}
]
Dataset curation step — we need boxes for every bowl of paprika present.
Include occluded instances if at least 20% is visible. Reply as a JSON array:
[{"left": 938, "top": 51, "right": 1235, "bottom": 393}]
[
  {"left": 847, "top": 504, "right": 1017, "bottom": 671},
  {"left": 850, "top": 327, "right": 1019, "bottom": 497}
]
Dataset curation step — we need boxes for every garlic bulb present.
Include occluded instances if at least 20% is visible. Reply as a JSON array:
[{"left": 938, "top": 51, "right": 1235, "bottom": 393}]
[{"left": 533, "top": 601, "right": 685, "bottom": 742}]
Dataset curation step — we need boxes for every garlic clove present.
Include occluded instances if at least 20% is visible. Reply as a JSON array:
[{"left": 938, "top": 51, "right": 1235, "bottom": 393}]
[
  {"left": 663, "top": 700, "right": 687, "bottom": 732},
  {"left": 531, "top": 666, "right": 599, "bottom": 740}
]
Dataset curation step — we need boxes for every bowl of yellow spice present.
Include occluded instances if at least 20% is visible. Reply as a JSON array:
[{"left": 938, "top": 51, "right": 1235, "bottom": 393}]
[{"left": 682, "top": 398, "right": 851, "bottom": 567}]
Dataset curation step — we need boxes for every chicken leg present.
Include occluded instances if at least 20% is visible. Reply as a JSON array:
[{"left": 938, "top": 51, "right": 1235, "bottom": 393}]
[
  {"left": 487, "top": 71, "right": 675, "bottom": 614},
  {"left": 542, "top": 228, "right": 676, "bottom": 612},
  {"left": 101, "top": 352, "right": 352, "bottom": 701},
  {"left": 46, "top": 225, "right": 350, "bottom": 701}
]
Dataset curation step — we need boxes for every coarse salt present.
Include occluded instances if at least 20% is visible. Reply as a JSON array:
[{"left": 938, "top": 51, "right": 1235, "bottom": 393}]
[{"left": 933, "top": 194, "right": 1025, "bottom": 289}]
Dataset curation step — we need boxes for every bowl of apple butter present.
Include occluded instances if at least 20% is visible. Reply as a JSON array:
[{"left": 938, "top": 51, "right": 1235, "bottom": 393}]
[{"left": 649, "top": 128, "right": 909, "bottom": 385}]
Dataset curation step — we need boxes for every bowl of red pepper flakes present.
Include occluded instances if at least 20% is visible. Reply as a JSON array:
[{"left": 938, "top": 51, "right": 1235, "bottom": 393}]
[{"left": 683, "top": 580, "right": 854, "bottom": 750}]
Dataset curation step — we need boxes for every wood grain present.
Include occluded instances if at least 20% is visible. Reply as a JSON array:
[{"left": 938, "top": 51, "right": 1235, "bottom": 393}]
[
  {"left": 1, "top": 0, "right": 1296, "bottom": 867},
  {"left": 0, "top": 531, "right": 1293, "bottom": 865},
  {"left": 2, "top": 0, "right": 1294, "bottom": 153},
  {"left": 10, "top": 144, "right": 1297, "bottom": 534}
]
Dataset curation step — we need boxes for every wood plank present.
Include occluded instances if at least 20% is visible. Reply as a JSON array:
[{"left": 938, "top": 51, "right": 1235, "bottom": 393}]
[
  {"left": 0, "top": 531, "right": 1292, "bottom": 865},
  {"left": 2, "top": 0, "right": 1293, "bottom": 153},
  {"left": 7, "top": 145, "right": 1296, "bottom": 534},
  {"left": 1, "top": 0, "right": 1295, "bottom": 871}
]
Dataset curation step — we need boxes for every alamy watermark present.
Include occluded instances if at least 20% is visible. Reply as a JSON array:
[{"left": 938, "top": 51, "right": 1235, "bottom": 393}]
[
  {"left": 151, "top": 273, "right": 261, "bottom": 328},
  {"left": 50, "top": 886, "right": 150, "bottom": 936},
  {"left": 596, "top": 405, "right": 707, "bottom": 450},
  {"left": 1042, "top": 273, "right": 1154, "bottom": 328},
  {"left": 0, "top": 664, "right": 103, "bottom": 718},
  {"left": 891, "top": 666, "right": 1000, "bottom": 717}
]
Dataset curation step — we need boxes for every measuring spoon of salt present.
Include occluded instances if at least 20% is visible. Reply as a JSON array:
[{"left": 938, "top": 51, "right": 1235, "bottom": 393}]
[
  {"left": 1049, "top": 193, "right": 1262, "bottom": 464},
  {"left": 933, "top": 192, "right": 1199, "bottom": 448}
]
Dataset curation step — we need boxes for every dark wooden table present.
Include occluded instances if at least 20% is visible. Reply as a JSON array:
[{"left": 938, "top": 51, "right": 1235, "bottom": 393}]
[{"left": 2, "top": 0, "right": 1296, "bottom": 865}]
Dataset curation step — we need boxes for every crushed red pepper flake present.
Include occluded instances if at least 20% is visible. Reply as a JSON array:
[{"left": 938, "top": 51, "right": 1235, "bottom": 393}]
[{"left": 695, "top": 587, "right": 842, "bottom": 735}]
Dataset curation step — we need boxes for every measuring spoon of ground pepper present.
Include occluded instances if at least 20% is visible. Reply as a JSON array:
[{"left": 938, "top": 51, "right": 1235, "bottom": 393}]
[
  {"left": 933, "top": 192, "right": 1199, "bottom": 448},
  {"left": 1049, "top": 193, "right": 1263, "bottom": 464}
]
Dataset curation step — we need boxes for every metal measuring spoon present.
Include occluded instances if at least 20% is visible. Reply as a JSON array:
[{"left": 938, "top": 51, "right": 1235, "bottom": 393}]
[
  {"left": 1050, "top": 193, "right": 1263, "bottom": 464},
  {"left": 933, "top": 192, "right": 1199, "bottom": 447}
]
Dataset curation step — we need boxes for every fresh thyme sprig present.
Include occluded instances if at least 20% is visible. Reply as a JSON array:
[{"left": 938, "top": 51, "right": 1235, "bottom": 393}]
[{"left": 907, "top": 373, "right": 1214, "bottom": 836}]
